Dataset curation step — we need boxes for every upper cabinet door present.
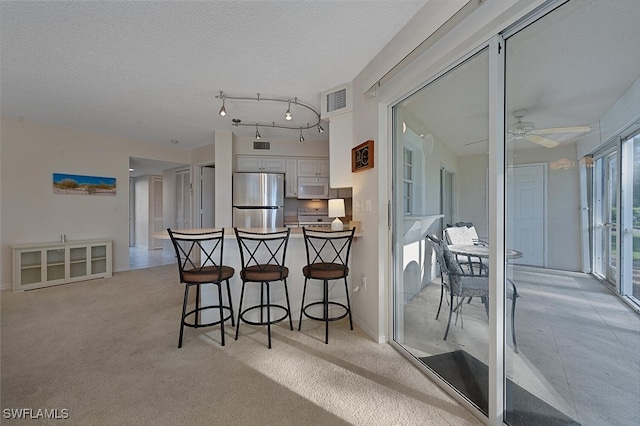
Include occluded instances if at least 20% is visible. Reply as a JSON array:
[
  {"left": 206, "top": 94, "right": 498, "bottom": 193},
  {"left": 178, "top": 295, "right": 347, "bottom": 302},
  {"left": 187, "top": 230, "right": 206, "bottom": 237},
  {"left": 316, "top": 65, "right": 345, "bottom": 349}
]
[
  {"left": 236, "top": 156, "right": 285, "bottom": 173},
  {"left": 298, "top": 158, "right": 329, "bottom": 177}
]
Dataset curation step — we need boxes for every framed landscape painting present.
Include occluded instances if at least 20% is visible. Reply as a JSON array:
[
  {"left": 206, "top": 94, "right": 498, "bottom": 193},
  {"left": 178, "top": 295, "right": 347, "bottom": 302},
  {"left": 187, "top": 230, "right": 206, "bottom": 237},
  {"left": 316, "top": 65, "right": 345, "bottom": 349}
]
[{"left": 53, "top": 173, "right": 116, "bottom": 195}]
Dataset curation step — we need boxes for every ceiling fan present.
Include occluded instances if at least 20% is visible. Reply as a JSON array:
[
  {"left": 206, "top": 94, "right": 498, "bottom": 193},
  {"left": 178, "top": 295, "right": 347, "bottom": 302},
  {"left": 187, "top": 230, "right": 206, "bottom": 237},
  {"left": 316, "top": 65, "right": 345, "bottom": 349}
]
[
  {"left": 507, "top": 110, "right": 591, "bottom": 148},
  {"left": 464, "top": 110, "right": 591, "bottom": 148}
]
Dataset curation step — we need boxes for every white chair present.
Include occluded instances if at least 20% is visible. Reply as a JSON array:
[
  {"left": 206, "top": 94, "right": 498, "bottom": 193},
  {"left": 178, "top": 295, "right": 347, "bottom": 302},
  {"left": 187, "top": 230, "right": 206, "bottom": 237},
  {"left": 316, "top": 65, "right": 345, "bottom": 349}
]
[{"left": 443, "top": 225, "right": 487, "bottom": 274}]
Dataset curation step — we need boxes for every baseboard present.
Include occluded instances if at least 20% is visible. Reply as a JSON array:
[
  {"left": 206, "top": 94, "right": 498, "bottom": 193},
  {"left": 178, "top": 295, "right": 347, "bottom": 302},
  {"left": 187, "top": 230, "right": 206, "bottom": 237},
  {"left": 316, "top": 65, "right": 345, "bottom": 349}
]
[{"left": 353, "top": 315, "right": 386, "bottom": 343}]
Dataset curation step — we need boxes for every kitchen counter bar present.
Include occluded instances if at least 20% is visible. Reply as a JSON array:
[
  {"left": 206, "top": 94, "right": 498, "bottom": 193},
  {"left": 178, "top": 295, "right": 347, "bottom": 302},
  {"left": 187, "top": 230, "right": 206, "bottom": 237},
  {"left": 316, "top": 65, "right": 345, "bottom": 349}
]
[{"left": 153, "top": 227, "right": 362, "bottom": 239}]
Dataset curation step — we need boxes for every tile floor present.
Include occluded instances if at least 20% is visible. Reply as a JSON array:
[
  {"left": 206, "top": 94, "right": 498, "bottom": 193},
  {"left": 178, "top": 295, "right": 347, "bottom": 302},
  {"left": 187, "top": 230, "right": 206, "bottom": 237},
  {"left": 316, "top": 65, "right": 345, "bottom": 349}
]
[
  {"left": 401, "top": 266, "right": 640, "bottom": 426},
  {"left": 128, "top": 245, "right": 175, "bottom": 270}
]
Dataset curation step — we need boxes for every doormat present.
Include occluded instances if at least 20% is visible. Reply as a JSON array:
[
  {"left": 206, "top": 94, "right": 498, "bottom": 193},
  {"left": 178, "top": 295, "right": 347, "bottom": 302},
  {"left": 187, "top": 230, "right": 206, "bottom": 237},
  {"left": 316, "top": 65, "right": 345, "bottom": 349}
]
[{"left": 420, "top": 350, "right": 580, "bottom": 425}]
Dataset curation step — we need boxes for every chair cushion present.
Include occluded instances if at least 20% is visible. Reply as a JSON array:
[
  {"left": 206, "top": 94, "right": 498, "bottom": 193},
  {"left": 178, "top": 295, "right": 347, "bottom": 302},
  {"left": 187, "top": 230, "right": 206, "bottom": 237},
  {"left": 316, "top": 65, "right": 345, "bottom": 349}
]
[
  {"left": 303, "top": 263, "right": 349, "bottom": 280},
  {"left": 241, "top": 264, "right": 289, "bottom": 282},
  {"left": 183, "top": 265, "right": 234, "bottom": 283},
  {"left": 444, "top": 226, "right": 475, "bottom": 245}
]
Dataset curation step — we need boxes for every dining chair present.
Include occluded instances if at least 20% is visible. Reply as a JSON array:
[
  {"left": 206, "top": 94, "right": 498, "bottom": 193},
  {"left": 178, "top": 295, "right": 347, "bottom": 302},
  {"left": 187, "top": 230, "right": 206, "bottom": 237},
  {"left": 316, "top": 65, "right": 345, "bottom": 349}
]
[
  {"left": 234, "top": 228, "right": 292, "bottom": 349},
  {"left": 299, "top": 227, "right": 355, "bottom": 344},
  {"left": 167, "top": 228, "right": 235, "bottom": 348},
  {"left": 443, "top": 225, "right": 487, "bottom": 274},
  {"left": 429, "top": 235, "right": 520, "bottom": 352}
]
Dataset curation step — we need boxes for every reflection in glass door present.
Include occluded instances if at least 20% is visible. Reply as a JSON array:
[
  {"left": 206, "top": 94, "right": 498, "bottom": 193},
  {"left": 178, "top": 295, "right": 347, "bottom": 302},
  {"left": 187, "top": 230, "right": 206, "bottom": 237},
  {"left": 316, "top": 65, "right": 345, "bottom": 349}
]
[
  {"left": 594, "top": 150, "right": 618, "bottom": 285},
  {"left": 622, "top": 132, "right": 640, "bottom": 302},
  {"left": 392, "top": 47, "right": 490, "bottom": 416}
]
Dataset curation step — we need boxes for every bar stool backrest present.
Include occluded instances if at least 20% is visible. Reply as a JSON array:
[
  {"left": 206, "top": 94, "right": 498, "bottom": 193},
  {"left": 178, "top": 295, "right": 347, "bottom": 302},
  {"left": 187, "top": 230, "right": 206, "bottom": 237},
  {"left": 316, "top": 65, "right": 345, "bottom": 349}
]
[
  {"left": 234, "top": 228, "right": 291, "bottom": 280},
  {"left": 302, "top": 228, "right": 356, "bottom": 273},
  {"left": 167, "top": 228, "right": 226, "bottom": 283}
]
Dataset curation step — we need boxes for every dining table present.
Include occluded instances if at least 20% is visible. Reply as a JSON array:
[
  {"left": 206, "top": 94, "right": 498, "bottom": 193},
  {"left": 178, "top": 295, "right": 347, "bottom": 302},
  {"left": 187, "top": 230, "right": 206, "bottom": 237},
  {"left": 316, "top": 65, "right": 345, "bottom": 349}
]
[
  {"left": 447, "top": 244, "right": 523, "bottom": 260},
  {"left": 447, "top": 244, "right": 523, "bottom": 275}
]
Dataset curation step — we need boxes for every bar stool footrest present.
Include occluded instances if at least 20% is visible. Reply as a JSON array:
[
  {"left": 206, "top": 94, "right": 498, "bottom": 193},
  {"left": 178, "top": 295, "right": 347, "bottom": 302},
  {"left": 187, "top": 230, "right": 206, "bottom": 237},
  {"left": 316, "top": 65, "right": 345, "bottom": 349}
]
[
  {"left": 301, "top": 301, "right": 350, "bottom": 322},
  {"left": 183, "top": 305, "right": 234, "bottom": 328},
  {"left": 238, "top": 304, "right": 290, "bottom": 326}
]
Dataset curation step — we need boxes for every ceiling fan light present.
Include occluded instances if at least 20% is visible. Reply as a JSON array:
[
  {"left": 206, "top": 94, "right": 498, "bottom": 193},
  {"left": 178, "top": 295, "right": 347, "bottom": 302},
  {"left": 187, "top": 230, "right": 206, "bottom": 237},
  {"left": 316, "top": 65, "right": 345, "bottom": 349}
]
[{"left": 508, "top": 121, "right": 535, "bottom": 136}]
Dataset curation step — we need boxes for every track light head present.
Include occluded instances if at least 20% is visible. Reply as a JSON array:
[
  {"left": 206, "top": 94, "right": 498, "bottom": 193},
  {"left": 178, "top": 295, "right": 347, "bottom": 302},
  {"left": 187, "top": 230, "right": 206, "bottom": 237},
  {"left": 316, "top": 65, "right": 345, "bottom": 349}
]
[
  {"left": 299, "top": 128, "right": 304, "bottom": 142},
  {"left": 285, "top": 100, "right": 292, "bottom": 121},
  {"left": 317, "top": 124, "right": 324, "bottom": 133},
  {"left": 219, "top": 98, "right": 226, "bottom": 117},
  {"left": 255, "top": 124, "right": 261, "bottom": 140}
]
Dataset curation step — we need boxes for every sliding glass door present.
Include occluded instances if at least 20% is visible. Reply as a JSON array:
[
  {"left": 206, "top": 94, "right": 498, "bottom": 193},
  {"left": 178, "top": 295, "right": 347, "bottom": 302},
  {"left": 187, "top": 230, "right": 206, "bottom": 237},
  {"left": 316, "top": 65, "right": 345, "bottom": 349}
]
[
  {"left": 392, "top": 47, "right": 491, "bottom": 415},
  {"left": 594, "top": 150, "right": 619, "bottom": 285},
  {"left": 390, "top": 1, "right": 639, "bottom": 425},
  {"left": 627, "top": 133, "right": 640, "bottom": 302}
]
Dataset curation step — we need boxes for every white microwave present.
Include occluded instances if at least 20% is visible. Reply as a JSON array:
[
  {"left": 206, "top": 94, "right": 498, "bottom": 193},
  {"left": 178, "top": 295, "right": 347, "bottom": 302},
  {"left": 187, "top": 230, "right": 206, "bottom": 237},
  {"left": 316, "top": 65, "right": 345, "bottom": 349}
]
[{"left": 297, "top": 177, "right": 330, "bottom": 199}]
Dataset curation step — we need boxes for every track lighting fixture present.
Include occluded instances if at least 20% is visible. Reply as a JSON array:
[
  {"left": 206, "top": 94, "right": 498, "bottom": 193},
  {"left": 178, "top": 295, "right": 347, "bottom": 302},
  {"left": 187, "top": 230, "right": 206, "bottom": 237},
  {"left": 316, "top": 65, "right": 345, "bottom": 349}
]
[
  {"left": 216, "top": 92, "right": 324, "bottom": 142},
  {"left": 218, "top": 91, "right": 227, "bottom": 117},
  {"left": 285, "top": 100, "right": 292, "bottom": 121}
]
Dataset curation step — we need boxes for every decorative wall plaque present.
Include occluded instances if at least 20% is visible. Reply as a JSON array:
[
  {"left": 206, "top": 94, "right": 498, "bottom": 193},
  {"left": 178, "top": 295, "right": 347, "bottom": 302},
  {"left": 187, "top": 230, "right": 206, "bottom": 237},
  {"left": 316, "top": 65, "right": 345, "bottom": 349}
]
[{"left": 352, "top": 140, "right": 374, "bottom": 173}]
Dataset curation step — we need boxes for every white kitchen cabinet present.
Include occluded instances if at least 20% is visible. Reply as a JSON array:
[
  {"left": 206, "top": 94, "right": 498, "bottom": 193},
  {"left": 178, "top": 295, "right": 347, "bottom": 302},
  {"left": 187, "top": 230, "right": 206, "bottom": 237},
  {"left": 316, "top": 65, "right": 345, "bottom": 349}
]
[
  {"left": 285, "top": 158, "right": 298, "bottom": 198},
  {"left": 298, "top": 158, "right": 330, "bottom": 177},
  {"left": 236, "top": 156, "right": 286, "bottom": 173},
  {"left": 12, "top": 239, "right": 112, "bottom": 291}
]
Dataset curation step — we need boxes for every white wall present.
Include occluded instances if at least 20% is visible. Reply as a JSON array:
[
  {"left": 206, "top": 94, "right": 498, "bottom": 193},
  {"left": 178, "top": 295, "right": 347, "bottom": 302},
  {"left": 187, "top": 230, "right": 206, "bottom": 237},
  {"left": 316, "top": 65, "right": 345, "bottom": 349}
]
[
  {"left": 234, "top": 136, "right": 329, "bottom": 158},
  {"left": 457, "top": 154, "right": 489, "bottom": 235},
  {"left": 0, "top": 117, "right": 192, "bottom": 289}
]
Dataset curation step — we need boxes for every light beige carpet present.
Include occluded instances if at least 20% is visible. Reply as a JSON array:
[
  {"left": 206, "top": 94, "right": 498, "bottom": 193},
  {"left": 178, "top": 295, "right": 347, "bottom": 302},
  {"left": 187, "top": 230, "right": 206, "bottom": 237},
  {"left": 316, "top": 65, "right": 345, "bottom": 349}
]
[{"left": 1, "top": 265, "right": 480, "bottom": 425}]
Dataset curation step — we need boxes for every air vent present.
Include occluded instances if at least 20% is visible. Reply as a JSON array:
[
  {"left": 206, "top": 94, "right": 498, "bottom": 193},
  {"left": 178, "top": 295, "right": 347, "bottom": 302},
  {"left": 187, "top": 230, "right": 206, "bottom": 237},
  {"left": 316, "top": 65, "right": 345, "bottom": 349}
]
[
  {"left": 321, "top": 82, "right": 352, "bottom": 120},
  {"left": 253, "top": 141, "right": 270, "bottom": 150},
  {"left": 326, "top": 88, "right": 347, "bottom": 112}
]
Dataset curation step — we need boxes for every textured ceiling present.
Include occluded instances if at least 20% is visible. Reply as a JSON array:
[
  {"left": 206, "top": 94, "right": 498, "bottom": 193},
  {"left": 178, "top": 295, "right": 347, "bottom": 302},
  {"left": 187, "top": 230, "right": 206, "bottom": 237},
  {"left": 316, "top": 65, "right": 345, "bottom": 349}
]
[{"left": 0, "top": 0, "right": 427, "bottom": 149}]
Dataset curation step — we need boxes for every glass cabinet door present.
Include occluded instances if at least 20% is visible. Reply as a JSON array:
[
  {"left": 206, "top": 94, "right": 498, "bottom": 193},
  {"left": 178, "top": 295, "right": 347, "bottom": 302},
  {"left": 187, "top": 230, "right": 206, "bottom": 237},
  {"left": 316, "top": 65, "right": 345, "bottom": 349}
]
[
  {"left": 20, "top": 250, "right": 43, "bottom": 286},
  {"left": 68, "top": 246, "right": 88, "bottom": 280},
  {"left": 46, "top": 248, "right": 66, "bottom": 282},
  {"left": 90, "top": 244, "right": 108, "bottom": 275}
]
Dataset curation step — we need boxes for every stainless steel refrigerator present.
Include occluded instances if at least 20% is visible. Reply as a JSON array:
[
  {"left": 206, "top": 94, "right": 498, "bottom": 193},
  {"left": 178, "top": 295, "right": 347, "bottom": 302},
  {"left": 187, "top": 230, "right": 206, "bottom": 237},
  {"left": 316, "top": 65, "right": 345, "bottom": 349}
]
[{"left": 232, "top": 172, "right": 284, "bottom": 228}]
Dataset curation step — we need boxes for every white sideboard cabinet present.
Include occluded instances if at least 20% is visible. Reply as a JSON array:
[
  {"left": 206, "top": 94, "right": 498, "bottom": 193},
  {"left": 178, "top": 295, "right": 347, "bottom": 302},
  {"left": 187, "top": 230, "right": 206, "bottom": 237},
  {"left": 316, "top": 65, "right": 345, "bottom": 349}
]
[{"left": 12, "top": 239, "right": 112, "bottom": 291}]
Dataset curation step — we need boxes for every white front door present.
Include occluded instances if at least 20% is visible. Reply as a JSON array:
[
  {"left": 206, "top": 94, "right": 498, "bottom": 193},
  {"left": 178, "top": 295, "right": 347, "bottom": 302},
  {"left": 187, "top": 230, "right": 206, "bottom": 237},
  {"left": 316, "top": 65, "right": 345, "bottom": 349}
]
[{"left": 507, "top": 164, "right": 545, "bottom": 266}]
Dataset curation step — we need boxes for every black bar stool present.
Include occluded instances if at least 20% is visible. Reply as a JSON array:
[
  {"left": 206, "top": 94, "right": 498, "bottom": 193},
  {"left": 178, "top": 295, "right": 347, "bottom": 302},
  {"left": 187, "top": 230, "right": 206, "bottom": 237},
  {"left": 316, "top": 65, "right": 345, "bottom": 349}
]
[
  {"left": 299, "top": 227, "right": 355, "bottom": 344},
  {"left": 167, "top": 228, "right": 235, "bottom": 348},
  {"left": 234, "top": 228, "right": 292, "bottom": 349}
]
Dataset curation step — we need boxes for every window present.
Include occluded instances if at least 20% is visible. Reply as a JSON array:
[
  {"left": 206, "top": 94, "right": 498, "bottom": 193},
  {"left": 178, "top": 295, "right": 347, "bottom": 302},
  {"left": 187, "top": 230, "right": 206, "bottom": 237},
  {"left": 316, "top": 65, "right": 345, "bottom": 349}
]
[{"left": 403, "top": 148, "right": 413, "bottom": 214}]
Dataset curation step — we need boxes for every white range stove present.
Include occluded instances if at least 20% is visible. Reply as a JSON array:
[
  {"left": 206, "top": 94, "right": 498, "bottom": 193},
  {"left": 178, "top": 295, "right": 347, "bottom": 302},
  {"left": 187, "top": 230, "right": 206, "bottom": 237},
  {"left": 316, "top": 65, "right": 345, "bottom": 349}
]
[{"left": 295, "top": 207, "right": 332, "bottom": 227}]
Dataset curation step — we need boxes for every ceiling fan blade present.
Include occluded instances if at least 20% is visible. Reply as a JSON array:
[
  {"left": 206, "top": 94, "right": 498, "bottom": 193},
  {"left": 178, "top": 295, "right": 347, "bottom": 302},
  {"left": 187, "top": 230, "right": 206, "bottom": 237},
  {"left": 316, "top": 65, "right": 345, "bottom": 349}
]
[
  {"left": 464, "top": 138, "right": 488, "bottom": 146},
  {"left": 533, "top": 125, "right": 591, "bottom": 135},
  {"left": 527, "top": 134, "right": 559, "bottom": 148}
]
